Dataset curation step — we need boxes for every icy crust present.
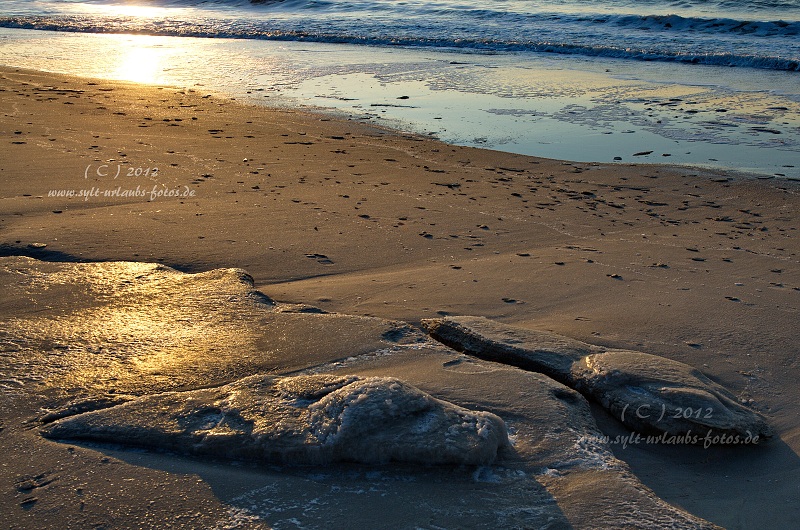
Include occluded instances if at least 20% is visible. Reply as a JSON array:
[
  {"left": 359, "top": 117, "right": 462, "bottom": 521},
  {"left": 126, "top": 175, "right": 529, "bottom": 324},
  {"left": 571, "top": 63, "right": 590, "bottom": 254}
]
[
  {"left": 41, "top": 374, "right": 509, "bottom": 466},
  {"left": 573, "top": 351, "right": 772, "bottom": 440},
  {"left": 0, "top": 256, "right": 427, "bottom": 398},
  {"left": 423, "top": 316, "right": 771, "bottom": 442},
  {"left": 421, "top": 315, "right": 597, "bottom": 381}
]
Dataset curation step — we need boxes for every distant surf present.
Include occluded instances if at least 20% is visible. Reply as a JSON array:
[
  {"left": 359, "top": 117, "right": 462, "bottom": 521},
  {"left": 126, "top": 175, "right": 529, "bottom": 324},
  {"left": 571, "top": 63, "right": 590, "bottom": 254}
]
[{"left": 1, "top": 0, "right": 799, "bottom": 71}]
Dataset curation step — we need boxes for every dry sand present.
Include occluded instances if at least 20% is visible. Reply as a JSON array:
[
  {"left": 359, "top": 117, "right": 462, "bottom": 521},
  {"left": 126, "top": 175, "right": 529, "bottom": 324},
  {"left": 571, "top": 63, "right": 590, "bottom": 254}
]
[{"left": 1, "top": 66, "right": 799, "bottom": 529}]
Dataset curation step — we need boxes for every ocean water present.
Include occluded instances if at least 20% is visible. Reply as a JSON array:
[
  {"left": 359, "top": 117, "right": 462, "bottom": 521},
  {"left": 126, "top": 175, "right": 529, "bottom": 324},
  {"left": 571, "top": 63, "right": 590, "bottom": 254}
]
[
  {"left": 1, "top": 0, "right": 799, "bottom": 177},
  {"left": 2, "top": 0, "right": 799, "bottom": 70}
]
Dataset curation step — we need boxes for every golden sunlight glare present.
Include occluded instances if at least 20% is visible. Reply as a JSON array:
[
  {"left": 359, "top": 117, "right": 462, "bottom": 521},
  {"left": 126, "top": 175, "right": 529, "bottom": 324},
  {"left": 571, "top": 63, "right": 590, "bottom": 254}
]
[
  {"left": 94, "top": 3, "right": 167, "bottom": 18},
  {"left": 110, "top": 36, "right": 176, "bottom": 84}
]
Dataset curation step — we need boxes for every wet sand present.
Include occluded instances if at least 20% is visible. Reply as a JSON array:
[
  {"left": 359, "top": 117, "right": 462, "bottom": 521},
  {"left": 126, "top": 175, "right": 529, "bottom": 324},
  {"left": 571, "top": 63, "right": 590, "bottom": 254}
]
[{"left": 1, "top": 66, "right": 799, "bottom": 529}]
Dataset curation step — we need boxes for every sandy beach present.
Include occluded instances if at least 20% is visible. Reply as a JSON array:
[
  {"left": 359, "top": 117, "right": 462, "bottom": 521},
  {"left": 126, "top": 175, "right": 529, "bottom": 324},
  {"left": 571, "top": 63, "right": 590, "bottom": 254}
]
[{"left": 1, "top": 66, "right": 799, "bottom": 529}]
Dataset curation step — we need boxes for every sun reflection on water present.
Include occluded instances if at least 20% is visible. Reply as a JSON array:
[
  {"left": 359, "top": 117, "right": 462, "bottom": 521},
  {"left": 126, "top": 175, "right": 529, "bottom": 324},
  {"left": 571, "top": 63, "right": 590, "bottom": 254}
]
[
  {"left": 108, "top": 35, "right": 178, "bottom": 84},
  {"left": 91, "top": 4, "right": 169, "bottom": 19}
]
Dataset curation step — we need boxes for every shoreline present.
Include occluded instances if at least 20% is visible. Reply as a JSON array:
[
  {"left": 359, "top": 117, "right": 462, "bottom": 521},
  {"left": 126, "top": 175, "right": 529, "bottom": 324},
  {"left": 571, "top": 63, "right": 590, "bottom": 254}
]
[
  {"left": 2, "top": 27, "right": 799, "bottom": 179},
  {"left": 2, "top": 65, "right": 799, "bottom": 529}
]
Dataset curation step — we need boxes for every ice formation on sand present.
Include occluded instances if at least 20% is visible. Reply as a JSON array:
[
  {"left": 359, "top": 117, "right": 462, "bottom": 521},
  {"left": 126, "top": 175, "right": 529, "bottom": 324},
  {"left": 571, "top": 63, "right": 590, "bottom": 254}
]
[
  {"left": 570, "top": 350, "right": 771, "bottom": 439},
  {"left": 0, "top": 256, "right": 425, "bottom": 397},
  {"left": 41, "top": 374, "right": 508, "bottom": 465},
  {"left": 422, "top": 315, "right": 597, "bottom": 382},
  {"left": 2, "top": 259, "right": 726, "bottom": 527},
  {"left": 422, "top": 316, "right": 771, "bottom": 441}
]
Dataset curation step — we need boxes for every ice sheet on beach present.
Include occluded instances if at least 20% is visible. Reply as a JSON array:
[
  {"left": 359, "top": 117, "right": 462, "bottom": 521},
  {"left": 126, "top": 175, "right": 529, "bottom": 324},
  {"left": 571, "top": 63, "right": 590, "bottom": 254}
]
[
  {"left": 0, "top": 256, "right": 423, "bottom": 397},
  {"left": 0, "top": 257, "right": 723, "bottom": 528},
  {"left": 422, "top": 316, "right": 771, "bottom": 442},
  {"left": 42, "top": 374, "right": 508, "bottom": 465}
]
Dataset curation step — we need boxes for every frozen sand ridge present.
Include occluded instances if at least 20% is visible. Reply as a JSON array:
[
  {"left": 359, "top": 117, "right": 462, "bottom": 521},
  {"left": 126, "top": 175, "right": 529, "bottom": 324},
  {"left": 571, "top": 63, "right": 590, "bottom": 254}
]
[
  {"left": 422, "top": 316, "right": 771, "bottom": 441},
  {"left": 42, "top": 374, "right": 508, "bottom": 465}
]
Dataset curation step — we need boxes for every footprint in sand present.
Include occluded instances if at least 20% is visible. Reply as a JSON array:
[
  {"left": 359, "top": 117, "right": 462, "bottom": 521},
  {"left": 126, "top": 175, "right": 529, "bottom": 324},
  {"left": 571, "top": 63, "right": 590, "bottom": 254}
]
[{"left": 306, "top": 253, "right": 334, "bottom": 265}]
